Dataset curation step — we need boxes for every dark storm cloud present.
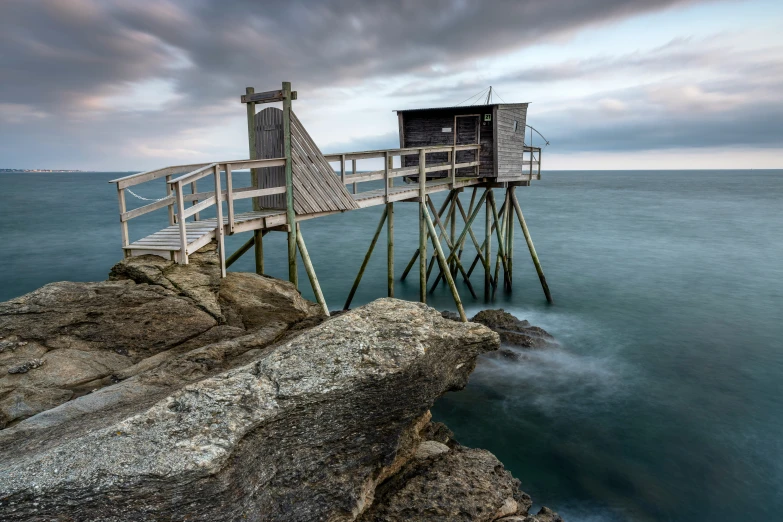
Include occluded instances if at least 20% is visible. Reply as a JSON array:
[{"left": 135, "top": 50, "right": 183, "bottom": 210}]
[{"left": 0, "top": 0, "right": 700, "bottom": 111}]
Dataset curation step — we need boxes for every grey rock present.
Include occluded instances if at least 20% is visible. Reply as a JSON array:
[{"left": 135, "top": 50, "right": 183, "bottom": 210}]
[
  {"left": 414, "top": 440, "right": 450, "bottom": 459},
  {"left": 7, "top": 359, "right": 44, "bottom": 374},
  {"left": 0, "top": 246, "right": 321, "bottom": 428},
  {"left": 358, "top": 445, "right": 532, "bottom": 521},
  {"left": 0, "top": 298, "right": 500, "bottom": 521},
  {"left": 471, "top": 309, "right": 556, "bottom": 349}
]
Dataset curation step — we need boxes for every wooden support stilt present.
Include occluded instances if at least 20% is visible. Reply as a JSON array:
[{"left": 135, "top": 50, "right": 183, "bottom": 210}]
[
  {"left": 254, "top": 230, "right": 264, "bottom": 274},
  {"left": 296, "top": 223, "right": 329, "bottom": 317},
  {"left": 387, "top": 153, "right": 394, "bottom": 298},
  {"left": 226, "top": 233, "right": 259, "bottom": 268},
  {"left": 484, "top": 188, "right": 492, "bottom": 299},
  {"left": 416, "top": 189, "right": 483, "bottom": 304},
  {"left": 505, "top": 188, "right": 514, "bottom": 289},
  {"left": 344, "top": 208, "right": 388, "bottom": 310},
  {"left": 282, "top": 81, "right": 297, "bottom": 288},
  {"left": 511, "top": 189, "right": 553, "bottom": 304},
  {"left": 418, "top": 149, "right": 427, "bottom": 304},
  {"left": 401, "top": 191, "right": 454, "bottom": 280},
  {"left": 489, "top": 190, "right": 511, "bottom": 289},
  {"left": 465, "top": 199, "right": 507, "bottom": 281},
  {"left": 423, "top": 205, "right": 467, "bottom": 322},
  {"left": 449, "top": 191, "right": 457, "bottom": 277},
  {"left": 455, "top": 197, "right": 486, "bottom": 267},
  {"left": 457, "top": 187, "right": 478, "bottom": 263},
  {"left": 387, "top": 202, "right": 394, "bottom": 298},
  {"left": 492, "top": 201, "right": 505, "bottom": 291},
  {"left": 426, "top": 197, "right": 478, "bottom": 299},
  {"left": 444, "top": 189, "right": 488, "bottom": 266}
]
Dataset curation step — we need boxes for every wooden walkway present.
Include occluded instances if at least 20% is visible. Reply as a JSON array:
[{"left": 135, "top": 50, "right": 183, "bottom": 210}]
[
  {"left": 122, "top": 177, "right": 509, "bottom": 258},
  {"left": 111, "top": 81, "right": 548, "bottom": 320}
]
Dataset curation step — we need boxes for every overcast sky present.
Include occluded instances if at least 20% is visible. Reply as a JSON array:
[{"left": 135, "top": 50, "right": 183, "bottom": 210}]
[{"left": 1, "top": 0, "right": 781, "bottom": 171}]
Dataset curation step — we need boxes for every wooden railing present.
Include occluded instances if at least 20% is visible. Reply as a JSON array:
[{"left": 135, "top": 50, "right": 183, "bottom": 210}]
[
  {"left": 109, "top": 144, "right": 483, "bottom": 270},
  {"left": 109, "top": 157, "right": 288, "bottom": 269},
  {"left": 323, "top": 144, "right": 481, "bottom": 195},
  {"left": 523, "top": 145, "right": 542, "bottom": 178}
]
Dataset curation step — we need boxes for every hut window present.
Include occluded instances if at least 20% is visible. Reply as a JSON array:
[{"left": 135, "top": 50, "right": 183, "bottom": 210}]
[
  {"left": 442, "top": 127, "right": 452, "bottom": 133},
  {"left": 513, "top": 120, "right": 518, "bottom": 132}
]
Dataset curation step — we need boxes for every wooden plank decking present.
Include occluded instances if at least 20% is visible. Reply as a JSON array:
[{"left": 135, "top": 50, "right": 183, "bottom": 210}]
[{"left": 124, "top": 210, "right": 284, "bottom": 256}]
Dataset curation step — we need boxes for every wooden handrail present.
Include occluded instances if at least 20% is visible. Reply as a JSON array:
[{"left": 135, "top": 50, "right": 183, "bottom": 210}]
[
  {"left": 109, "top": 162, "right": 213, "bottom": 189},
  {"left": 323, "top": 144, "right": 479, "bottom": 162}
]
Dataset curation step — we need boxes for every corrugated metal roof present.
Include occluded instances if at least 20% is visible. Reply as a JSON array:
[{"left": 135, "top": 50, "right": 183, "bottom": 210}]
[{"left": 394, "top": 102, "right": 528, "bottom": 112}]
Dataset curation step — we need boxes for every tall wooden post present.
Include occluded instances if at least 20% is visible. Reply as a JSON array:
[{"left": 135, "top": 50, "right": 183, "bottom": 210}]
[
  {"left": 282, "top": 81, "right": 297, "bottom": 288},
  {"left": 511, "top": 190, "right": 553, "bottom": 304},
  {"left": 296, "top": 224, "right": 329, "bottom": 317},
  {"left": 506, "top": 188, "right": 514, "bottom": 289},
  {"left": 423, "top": 206, "right": 467, "bottom": 322},
  {"left": 418, "top": 149, "right": 427, "bottom": 304},
  {"left": 213, "top": 164, "right": 226, "bottom": 278},
  {"left": 345, "top": 209, "right": 388, "bottom": 310},
  {"left": 449, "top": 190, "right": 457, "bottom": 277},
  {"left": 484, "top": 188, "right": 491, "bottom": 300},
  {"left": 245, "top": 87, "right": 264, "bottom": 275},
  {"left": 117, "top": 186, "right": 129, "bottom": 258},
  {"left": 386, "top": 153, "right": 394, "bottom": 298}
]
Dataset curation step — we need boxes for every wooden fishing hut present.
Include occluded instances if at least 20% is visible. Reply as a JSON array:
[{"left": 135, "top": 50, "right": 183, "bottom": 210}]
[
  {"left": 108, "top": 82, "right": 551, "bottom": 323},
  {"left": 397, "top": 103, "right": 532, "bottom": 182}
]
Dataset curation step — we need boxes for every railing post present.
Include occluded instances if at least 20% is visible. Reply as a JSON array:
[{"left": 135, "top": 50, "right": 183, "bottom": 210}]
[
  {"left": 165, "top": 175, "right": 175, "bottom": 225},
  {"left": 352, "top": 159, "right": 357, "bottom": 194},
  {"left": 538, "top": 148, "right": 542, "bottom": 178},
  {"left": 174, "top": 181, "right": 188, "bottom": 265},
  {"left": 340, "top": 154, "right": 346, "bottom": 185},
  {"left": 225, "top": 163, "right": 235, "bottom": 234},
  {"left": 190, "top": 180, "right": 199, "bottom": 221},
  {"left": 451, "top": 146, "right": 456, "bottom": 188},
  {"left": 283, "top": 81, "right": 298, "bottom": 288},
  {"left": 213, "top": 165, "right": 226, "bottom": 277},
  {"left": 116, "top": 186, "right": 130, "bottom": 257},
  {"left": 384, "top": 151, "right": 389, "bottom": 203},
  {"left": 419, "top": 148, "right": 427, "bottom": 304},
  {"left": 529, "top": 127, "right": 534, "bottom": 179}
]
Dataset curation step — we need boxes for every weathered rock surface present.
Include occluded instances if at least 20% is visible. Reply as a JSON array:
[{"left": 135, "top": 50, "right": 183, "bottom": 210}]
[
  {"left": 0, "top": 298, "right": 501, "bottom": 521},
  {"left": 470, "top": 310, "right": 556, "bottom": 349},
  {"left": 360, "top": 445, "right": 533, "bottom": 521},
  {"left": 443, "top": 309, "right": 557, "bottom": 355},
  {"left": 0, "top": 246, "right": 321, "bottom": 428},
  {"left": 1, "top": 248, "right": 563, "bottom": 521}
]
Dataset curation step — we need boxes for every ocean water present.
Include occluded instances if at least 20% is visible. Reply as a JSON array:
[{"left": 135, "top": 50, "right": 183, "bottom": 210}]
[{"left": 1, "top": 170, "right": 782, "bottom": 521}]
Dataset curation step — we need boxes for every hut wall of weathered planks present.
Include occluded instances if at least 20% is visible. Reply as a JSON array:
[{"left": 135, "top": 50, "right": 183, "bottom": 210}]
[{"left": 397, "top": 103, "right": 528, "bottom": 181}]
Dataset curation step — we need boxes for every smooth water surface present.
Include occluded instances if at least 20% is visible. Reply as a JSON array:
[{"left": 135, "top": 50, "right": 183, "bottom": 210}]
[{"left": 1, "top": 170, "right": 781, "bottom": 521}]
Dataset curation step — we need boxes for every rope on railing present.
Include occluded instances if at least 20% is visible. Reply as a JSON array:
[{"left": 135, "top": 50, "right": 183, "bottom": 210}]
[{"left": 126, "top": 188, "right": 170, "bottom": 202}]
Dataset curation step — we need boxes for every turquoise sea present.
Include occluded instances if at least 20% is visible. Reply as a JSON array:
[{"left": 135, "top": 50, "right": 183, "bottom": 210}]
[{"left": 1, "top": 169, "right": 782, "bottom": 521}]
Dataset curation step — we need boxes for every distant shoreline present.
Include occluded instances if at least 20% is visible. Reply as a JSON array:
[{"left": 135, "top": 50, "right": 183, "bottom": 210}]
[{"left": 0, "top": 169, "right": 84, "bottom": 173}]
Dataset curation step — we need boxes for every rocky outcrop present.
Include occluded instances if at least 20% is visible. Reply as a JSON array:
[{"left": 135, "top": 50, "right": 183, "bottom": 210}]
[
  {"left": 469, "top": 310, "right": 556, "bottom": 349},
  {"left": 0, "top": 299, "right": 505, "bottom": 521},
  {"left": 0, "top": 246, "right": 321, "bottom": 428},
  {"left": 0, "top": 247, "right": 562, "bottom": 520},
  {"left": 443, "top": 310, "right": 557, "bottom": 362}
]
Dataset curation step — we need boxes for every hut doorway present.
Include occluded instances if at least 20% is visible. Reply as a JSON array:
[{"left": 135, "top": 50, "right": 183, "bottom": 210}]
[{"left": 454, "top": 114, "right": 480, "bottom": 176}]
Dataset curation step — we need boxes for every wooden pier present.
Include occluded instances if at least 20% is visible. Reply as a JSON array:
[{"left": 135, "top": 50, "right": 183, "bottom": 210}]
[{"left": 110, "top": 82, "right": 551, "bottom": 321}]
